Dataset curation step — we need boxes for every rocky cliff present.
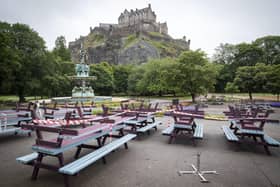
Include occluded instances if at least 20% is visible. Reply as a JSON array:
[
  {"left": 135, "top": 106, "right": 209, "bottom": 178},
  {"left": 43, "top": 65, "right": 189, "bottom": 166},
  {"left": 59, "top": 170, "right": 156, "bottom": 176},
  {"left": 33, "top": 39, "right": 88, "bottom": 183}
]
[{"left": 69, "top": 30, "right": 190, "bottom": 64}]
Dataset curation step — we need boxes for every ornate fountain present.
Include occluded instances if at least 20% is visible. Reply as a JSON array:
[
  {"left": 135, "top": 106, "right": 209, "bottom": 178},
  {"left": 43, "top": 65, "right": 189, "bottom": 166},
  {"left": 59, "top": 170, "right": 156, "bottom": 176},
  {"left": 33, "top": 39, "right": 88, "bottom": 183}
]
[
  {"left": 70, "top": 44, "right": 96, "bottom": 101},
  {"left": 52, "top": 44, "right": 112, "bottom": 103}
]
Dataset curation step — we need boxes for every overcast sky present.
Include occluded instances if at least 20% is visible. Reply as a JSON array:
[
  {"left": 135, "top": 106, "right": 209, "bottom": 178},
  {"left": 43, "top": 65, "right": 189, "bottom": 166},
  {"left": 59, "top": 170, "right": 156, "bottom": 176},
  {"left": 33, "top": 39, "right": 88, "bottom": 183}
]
[{"left": 0, "top": 0, "right": 279, "bottom": 56}]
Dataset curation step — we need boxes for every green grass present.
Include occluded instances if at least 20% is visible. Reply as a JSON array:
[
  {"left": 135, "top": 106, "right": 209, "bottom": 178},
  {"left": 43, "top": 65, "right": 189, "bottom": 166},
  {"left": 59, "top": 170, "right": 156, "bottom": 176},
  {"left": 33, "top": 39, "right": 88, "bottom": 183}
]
[
  {"left": 84, "top": 33, "right": 105, "bottom": 48},
  {"left": 211, "top": 93, "right": 278, "bottom": 101},
  {"left": 127, "top": 95, "right": 192, "bottom": 101},
  {"left": 0, "top": 95, "right": 45, "bottom": 102},
  {"left": 124, "top": 34, "right": 138, "bottom": 49},
  {"left": 148, "top": 32, "right": 165, "bottom": 38},
  {"left": 145, "top": 39, "right": 178, "bottom": 57}
]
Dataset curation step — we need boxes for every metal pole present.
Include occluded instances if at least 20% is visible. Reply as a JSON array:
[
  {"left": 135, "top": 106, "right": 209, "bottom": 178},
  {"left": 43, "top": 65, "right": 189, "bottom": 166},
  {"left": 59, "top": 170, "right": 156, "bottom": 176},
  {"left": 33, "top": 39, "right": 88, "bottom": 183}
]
[
  {"left": 178, "top": 152, "right": 218, "bottom": 183},
  {"left": 197, "top": 152, "right": 200, "bottom": 172}
]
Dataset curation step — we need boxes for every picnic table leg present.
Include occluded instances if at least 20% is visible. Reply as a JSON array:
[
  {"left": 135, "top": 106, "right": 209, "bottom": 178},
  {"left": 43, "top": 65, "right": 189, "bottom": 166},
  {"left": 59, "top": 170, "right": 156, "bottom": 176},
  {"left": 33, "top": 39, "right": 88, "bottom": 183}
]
[
  {"left": 260, "top": 136, "right": 271, "bottom": 155},
  {"left": 152, "top": 117, "right": 155, "bottom": 123},
  {"left": 169, "top": 129, "right": 177, "bottom": 144},
  {"left": 119, "top": 129, "right": 128, "bottom": 149},
  {"left": 74, "top": 145, "right": 82, "bottom": 159},
  {"left": 31, "top": 153, "right": 44, "bottom": 180},
  {"left": 97, "top": 137, "right": 102, "bottom": 146},
  {"left": 253, "top": 136, "right": 257, "bottom": 142},
  {"left": 58, "top": 153, "right": 64, "bottom": 167},
  {"left": 96, "top": 137, "right": 107, "bottom": 164},
  {"left": 102, "top": 136, "right": 107, "bottom": 145},
  {"left": 57, "top": 153, "right": 70, "bottom": 187}
]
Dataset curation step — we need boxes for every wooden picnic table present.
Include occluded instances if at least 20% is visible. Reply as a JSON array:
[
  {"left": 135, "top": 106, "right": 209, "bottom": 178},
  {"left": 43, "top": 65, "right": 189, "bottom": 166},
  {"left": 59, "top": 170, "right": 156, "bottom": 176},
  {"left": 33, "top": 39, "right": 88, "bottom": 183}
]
[
  {"left": 222, "top": 119, "right": 280, "bottom": 155},
  {"left": 17, "top": 113, "right": 136, "bottom": 186},
  {"left": 162, "top": 111, "right": 204, "bottom": 143},
  {"left": 0, "top": 111, "right": 32, "bottom": 136},
  {"left": 123, "top": 111, "right": 160, "bottom": 135}
]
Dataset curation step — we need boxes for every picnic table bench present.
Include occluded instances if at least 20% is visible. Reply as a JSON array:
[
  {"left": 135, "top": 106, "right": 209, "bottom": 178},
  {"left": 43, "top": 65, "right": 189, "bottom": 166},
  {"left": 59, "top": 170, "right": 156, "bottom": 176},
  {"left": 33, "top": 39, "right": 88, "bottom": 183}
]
[
  {"left": 59, "top": 134, "right": 136, "bottom": 175},
  {"left": 0, "top": 113, "right": 32, "bottom": 136},
  {"left": 136, "top": 121, "right": 161, "bottom": 135},
  {"left": 124, "top": 112, "right": 159, "bottom": 135},
  {"left": 162, "top": 118, "right": 204, "bottom": 144},
  {"left": 17, "top": 114, "right": 136, "bottom": 186},
  {"left": 222, "top": 119, "right": 280, "bottom": 154}
]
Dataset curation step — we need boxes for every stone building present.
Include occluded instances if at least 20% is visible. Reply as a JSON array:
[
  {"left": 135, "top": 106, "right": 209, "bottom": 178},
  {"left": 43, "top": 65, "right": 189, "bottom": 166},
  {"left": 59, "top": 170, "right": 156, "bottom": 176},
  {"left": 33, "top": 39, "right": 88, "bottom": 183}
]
[
  {"left": 69, "top": 4, "right": 190, "bottom": 64},
  {"left": 96, "top": 4, "right": 168, "bottom": 36}
]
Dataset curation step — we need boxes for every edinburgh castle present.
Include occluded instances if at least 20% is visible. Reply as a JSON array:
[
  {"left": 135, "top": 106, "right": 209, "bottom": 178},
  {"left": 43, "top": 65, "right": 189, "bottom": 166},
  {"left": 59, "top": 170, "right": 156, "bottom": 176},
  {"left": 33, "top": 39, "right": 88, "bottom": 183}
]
[{"left": 69, "top": 4, "right": 190, "bottom": 64}]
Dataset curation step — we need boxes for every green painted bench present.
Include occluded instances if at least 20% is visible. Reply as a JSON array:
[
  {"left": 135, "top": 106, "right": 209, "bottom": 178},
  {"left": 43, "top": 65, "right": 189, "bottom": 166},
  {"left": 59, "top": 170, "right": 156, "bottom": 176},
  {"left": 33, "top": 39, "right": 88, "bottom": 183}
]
[
  {"left": 136, "top": 121, "right": 161, "bottom": 134},
  {"left": 193, "top": 122, "right": 203, "bottom": 139},
  {"left": 263, "top": 135, "right": 280, "bottom": 146},
  {"left": 16, "top": 152, "right": 38, "bottom": 165},
  {"left": 222, "top": 126, "right": 239, "bottom": 142},
  {"left": 59, "top": 134, "right": 136, "bottom": 176},
  {"left": 162, "top": 125, "right": 174, "bottom": 136}
]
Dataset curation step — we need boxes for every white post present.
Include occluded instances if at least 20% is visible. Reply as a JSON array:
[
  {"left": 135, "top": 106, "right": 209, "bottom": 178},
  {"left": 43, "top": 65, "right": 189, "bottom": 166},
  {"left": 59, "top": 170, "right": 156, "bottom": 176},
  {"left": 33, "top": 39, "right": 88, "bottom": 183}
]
[{"left": 178, "top": 152, "right": 218, "bottom": 183}]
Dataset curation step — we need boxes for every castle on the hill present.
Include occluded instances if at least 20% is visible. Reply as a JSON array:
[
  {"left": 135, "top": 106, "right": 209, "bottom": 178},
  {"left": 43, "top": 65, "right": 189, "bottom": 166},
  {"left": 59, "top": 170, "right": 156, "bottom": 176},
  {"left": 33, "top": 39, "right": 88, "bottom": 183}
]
[
  {"left": 90, "top": 4, "right": 168, "bottom": 36},
  {"left": 69, "top": 4, "right": 190, "bottom": 64}
]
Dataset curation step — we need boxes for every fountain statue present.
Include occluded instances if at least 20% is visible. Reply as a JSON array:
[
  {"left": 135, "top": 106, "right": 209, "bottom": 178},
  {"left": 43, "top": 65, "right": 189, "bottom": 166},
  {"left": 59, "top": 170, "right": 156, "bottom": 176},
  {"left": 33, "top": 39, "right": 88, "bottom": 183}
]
[
  {"left": 70, "top": 44, "right": 96, "bottom": 101},
  {"left": 51, "top": 44, "right": 112, "bottom": 103}
]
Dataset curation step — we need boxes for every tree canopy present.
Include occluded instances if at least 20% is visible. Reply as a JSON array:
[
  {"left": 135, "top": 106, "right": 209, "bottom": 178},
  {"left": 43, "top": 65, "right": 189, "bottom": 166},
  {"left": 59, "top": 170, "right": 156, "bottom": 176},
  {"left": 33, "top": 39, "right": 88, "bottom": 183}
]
[{"left": 178, "top": 50, "right": 220, "bottom": 102}]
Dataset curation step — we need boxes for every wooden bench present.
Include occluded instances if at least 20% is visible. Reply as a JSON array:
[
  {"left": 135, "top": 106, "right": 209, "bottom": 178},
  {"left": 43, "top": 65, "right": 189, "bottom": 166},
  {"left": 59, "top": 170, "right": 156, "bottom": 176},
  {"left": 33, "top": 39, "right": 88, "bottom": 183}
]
[
  {"left": 0, "top": 127, "right": 21, "bottom": 135},
  {"left": 222, "top": 126, "right": 239, "bottom": 142},
  {"left": 0, "top": 116, "right": 32, "bottom": 136},
  {"left": 59, "top": 134, "right": 136, "bottom": 176},
  {"left": 162, "top": 125, "right": 174, "bottom": 136},
  {"left": 136, "top": 121, "right": 161, "bottom": 134},
  {"left": 16, "top": 152, "right": 38, "bottom": 165},
  {"left": 193, "top": 122, "right": 203, "bottom": 139},
  {"left": 263, "top": 135, "right": 280, "bottom": 147}
]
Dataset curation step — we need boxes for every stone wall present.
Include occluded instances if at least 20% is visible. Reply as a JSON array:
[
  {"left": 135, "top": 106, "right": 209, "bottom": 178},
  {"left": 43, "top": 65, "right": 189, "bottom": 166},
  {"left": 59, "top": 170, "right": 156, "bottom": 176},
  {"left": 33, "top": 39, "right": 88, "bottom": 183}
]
[{"left": 118, "top": 4, "right": 156, "bottom": 27}]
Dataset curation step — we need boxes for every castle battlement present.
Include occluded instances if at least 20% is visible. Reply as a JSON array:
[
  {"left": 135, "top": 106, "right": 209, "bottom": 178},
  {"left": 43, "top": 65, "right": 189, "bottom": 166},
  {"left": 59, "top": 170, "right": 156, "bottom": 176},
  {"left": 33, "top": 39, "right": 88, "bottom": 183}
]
[{"left": 96, "top": 4, "right": 168, "bottom": 35}]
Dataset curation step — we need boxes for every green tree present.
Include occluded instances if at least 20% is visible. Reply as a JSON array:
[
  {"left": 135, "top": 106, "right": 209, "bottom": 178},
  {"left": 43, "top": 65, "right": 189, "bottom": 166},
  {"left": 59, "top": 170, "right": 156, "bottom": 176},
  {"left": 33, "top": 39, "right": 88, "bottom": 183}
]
[
  {"left": 178, "top": 50, "right": 219, "bottom": 102},
  {"left": 0, "top": 22, "right": 20, "bottom": 94},
  {"left": 225, "top": 82, "right": 239, "bottom": 98},
  {"left": 90, "top": 62, "right": 114, "bottom": 95},
  {"left": 266, "top": 64, "right": 280, "bottom": 101},
  {"left": 213, "top": 43, "right": 238, "bottom": 92},
  {"left": 234, "top": 43, "right": 263, "bottom": 67},
  {"left": 113, "top": 65, "right": 132, "bottom": 94},
  {"left": 53, "top": 36, "right": 71, "bottom": 61},
  {"left": 254, "top": 36, "right": 280, "bottom": 65},
  {"left": 213, "top": 43, "right": 237, "bottom": 65},
  {"left": 1, "top": 22, "right": 47, "bottom": 101},
  {"left": 127, "top": 65, "right": 145, "bottom": 95},
  {"left": 137, "top": 58, "right": 174, "bottom": 96},
  {"left": 234, "top": 66, "right": 256, "bottom": 100}
]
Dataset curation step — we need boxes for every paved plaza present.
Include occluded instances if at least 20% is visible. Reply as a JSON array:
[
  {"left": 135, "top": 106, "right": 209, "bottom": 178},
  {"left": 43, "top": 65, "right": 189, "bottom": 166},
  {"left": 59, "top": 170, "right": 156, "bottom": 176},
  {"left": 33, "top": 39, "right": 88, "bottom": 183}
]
[{"left": 0, "top": 105, "right": 279, "bottom": 187}]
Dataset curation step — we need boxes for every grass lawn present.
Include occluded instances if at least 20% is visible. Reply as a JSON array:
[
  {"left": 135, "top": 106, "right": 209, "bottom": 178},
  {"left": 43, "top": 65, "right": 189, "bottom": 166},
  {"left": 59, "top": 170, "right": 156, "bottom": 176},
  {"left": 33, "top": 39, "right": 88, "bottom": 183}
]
[
  {"left": 211, "top": 93, "right": 279, "bottom": 101},
  {"left": 0, "top": 95, "right": 47, "bottom": 102}
]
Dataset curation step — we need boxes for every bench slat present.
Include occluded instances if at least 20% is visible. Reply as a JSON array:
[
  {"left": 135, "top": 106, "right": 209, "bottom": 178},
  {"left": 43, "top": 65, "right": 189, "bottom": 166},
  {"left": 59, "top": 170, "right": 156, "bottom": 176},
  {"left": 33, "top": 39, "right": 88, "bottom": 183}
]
[
  {"left": 193, "top": 123, "right": 203, "bottom": 139},
  {"left": 16, "top": 152, "right": 38, "bottom": 164},
  {"left": 137, "top": 122, "right": 160, "bottom": 133},
  {"left": 222, "top": 126, "right": 239, "bottom": 142},
  {"left": 59, "top": 134, "right": 136, "bottom": 175},
  {"left": 0, "top": 127, "right": 20, "bottom": 135},
  {"left": 264, "top": 135, "right": 280, "bottom": 146},
  {"left": 162, "top": 125, "right": 174, "bottom": 136}
]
